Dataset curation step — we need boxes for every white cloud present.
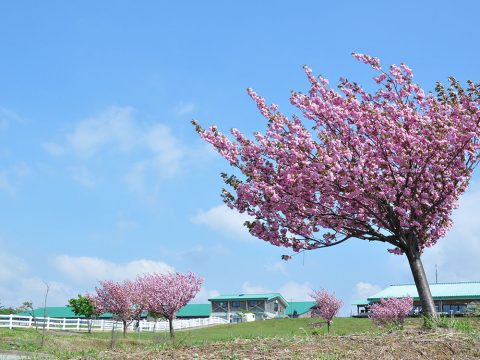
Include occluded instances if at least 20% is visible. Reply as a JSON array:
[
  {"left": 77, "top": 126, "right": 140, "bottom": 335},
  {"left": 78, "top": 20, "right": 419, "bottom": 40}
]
[
  {"left": 0, "top": 163, "right": 30, "bottom": 195},
  {"left": 43, "top": 142, "right": 66, "bottom": 156},
  {"left": 278, "top": 281, "right": 313, "bottom": 301},
  {"left": 241, "top": 281, "right": 271, "bottom": 294},
  {"left": 193, "top": 287, "right": 220, "bottom": 303},
  {"left": 0, "top": 172, "right": 15, "bottom": 195},
  {"left": 0, "top": 251, "right": 27, "bottom": 281},
  {"left": 353, "top": 282, "right": 382, "bottom": 300},
  {"left": 265, "top": 261, "right": 288, "bottom": 275},
  {"left": 53, "top": 255, "right": 174, "bottom": 284},
  {"left": 45, "top": 106, "right": 187, "bottom": 198},
  {"left": 0, "top": 107, "right": 22, "bottom": 132},
  {"left": 174, "top": 102, "right": 195, "bottom": 115},
  {"left": 0, "top": 249, "right": 74, "bottom": 307},
  {"left": 191, "top": 204, "right": 254, "bottom": 241},
  {"left": 68, "top": 166, "right": 98, "bottom": 187},
  {"left": 239, "top": 281, "right": 313, "bottom": 301},
  {"left": 65, "top": 106, "right": 138, "bottom": 157}
]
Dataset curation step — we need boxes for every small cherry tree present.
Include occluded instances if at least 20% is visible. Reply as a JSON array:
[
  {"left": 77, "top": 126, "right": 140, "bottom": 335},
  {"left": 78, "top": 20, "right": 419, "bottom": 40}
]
[
  {"left": 193, "top": 54, "right": 480, "bottom": 318},
  {"left": 369, "top": 296, "right": 413, "bottom": 328},
  {"left": 139, "top": 272, "right": 203, "bottom": 338},
  {"left": 93, "top": 279, "right": 143, "bottom": 338},
  {"left": 310, "top": 289, "right": 343, "bottom": 332}
]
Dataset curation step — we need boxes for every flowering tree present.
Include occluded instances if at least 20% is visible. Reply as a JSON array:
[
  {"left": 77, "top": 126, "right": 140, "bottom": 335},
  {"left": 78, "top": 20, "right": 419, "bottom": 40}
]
[
  {"left": 369, "top": 296, "right": 413, "bottom": 328},
  {"left": 310, "top": 289, "right": 343, "bottom": 332},
  {"left": 139, "top": 272, "right": 203, "bottom": 338},
  {"left": 93, "top": 279, "right": 143, "bottom": 337},
  {"left": 193, "top": 54, "right": 480, "bottom": 317}
]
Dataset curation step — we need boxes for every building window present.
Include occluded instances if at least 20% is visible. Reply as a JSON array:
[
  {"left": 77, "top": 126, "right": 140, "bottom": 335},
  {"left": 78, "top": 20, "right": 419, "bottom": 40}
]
[
  {"left": 274, "top": 302, "right": 279, "bottom": 312},
  {"left": 248, "top": 300, "right": 257, "bottom": 307},
  {"left": 232, "top": 301, "right": 240, "bottom": 308},
  {"left": 212, "top": 301, "right": 228, "bottom": 312}
]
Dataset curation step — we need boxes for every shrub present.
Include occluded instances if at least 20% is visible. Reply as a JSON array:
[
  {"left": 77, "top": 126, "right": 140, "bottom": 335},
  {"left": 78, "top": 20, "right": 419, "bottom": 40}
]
[{"left": 369, "top": 296, "right": 413, "bottom": 328}]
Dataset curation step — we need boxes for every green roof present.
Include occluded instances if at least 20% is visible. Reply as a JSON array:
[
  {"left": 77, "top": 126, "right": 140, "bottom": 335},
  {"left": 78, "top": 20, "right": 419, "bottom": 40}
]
[
  {"left": 368, "top": 282, "right": 480, "bottom": 302},
  {"left": 208, "top": 293, "right": 288, "bottom": 305},
  {"left": 176, "top": 304, "right": 211, "bottom": 317},
  {"left": 285, "top": 301, "right": 316, "bottom": 316},
  {"left": 351, "top": 299, "right": 370, "bottom": 306},
  {"left": 16, "top": 307, "right": 112, "bottom": 319}
]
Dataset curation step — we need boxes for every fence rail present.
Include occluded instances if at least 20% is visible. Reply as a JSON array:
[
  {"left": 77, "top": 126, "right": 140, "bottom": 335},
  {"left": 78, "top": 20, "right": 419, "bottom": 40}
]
[{"left": 0, "top": 314, "right": 228, "bottom": 332}]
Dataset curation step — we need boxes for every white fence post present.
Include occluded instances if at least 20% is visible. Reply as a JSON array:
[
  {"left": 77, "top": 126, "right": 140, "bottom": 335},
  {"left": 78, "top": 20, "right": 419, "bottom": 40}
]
[
  {"left": 9, "top": 314, "right": 13, "bottom": 329},
  {"left": 101, "top": 319, "right": 104, "bottom": 331},
  {"left": 76, "top": 318, "right": 80, "bottom": 331},
  {"left": 29, "top": 316, "right": 32, "bottom": 328},
  {"left": 62, "top": 318, "right": 66, "bottom": 330}
]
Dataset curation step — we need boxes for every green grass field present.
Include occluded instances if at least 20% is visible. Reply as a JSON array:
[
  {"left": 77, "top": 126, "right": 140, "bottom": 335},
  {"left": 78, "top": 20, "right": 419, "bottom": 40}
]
[{"left": 0, "top": 317, "right": 479, "bottom": 359}]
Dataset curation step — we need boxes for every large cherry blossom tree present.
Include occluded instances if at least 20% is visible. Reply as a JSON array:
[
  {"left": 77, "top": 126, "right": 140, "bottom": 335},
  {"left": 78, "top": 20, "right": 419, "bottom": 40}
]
[
  {"left": 139, "top": 272, "right": 203, "bottom": 338},
  {"left": 193, "top": 53, "right": 480, "bottom": 317}
]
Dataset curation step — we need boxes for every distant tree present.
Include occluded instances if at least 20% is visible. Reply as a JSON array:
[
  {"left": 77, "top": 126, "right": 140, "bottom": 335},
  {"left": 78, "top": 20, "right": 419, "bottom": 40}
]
[
  {"left": 193, "top": 53, "right": 480, "bottom": 319},
  {"left": 68, "top": 294, "right": 100, "bottom": 333},
  {"left": 92, "top": 279, "right": 143, "bottom": 339},
  {"left": 22, "top": 301, "right": 37, "bottom": 331},
  {"left": 369, "top": 296, "right": 413, "bottom": 328},
  {"left": 0, "top": 300, "right": 10, "bottom": 315},
  {"left": 139, "top": 272, "right": 203, "bottom": 339},
  {"left": 310, "top": 289, "right": 343, "bottom": 332}
]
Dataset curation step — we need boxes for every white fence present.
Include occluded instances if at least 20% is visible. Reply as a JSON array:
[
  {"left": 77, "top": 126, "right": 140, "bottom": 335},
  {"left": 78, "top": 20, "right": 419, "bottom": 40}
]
[{"left": 0, "top": 314, "right": 228, "bottom": 332}]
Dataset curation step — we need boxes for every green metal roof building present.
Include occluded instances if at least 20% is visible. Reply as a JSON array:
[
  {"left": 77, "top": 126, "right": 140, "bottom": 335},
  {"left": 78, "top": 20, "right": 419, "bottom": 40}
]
[
  {"left": 284, "top": 301, "right": 316, "bottom": 318},
  {"left": 367, "top": 282, "right": 480, "bottom": 302},
  {"left": 353, "top": 282, "right": 480, "bottom": 316},
  {"left": 209, "top": 293, "right": 289, "bottom": 321}
]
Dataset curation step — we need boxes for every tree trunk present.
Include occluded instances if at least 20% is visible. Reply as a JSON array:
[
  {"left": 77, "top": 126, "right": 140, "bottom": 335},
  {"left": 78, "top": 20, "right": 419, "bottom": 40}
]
[
  {"left": 168, "top": 319, "right": 175, "bottom": 339},
  {"left": 111, "top": 321, "right": 116, "bottom": 350},
  {"left": 123, "top": 320, "right": 127, "bottom": 337},
  {"left": 405, "top": 246, "right": 436, "bottom": 317}
]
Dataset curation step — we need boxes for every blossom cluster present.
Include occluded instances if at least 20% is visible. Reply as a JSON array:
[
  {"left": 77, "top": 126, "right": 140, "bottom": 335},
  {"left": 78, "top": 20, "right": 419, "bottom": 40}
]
[
  {"left": 369, "top": 296, "right": 413, "bottom": 327},
  {"left": 194, "top": 53, "right": 480, "bottom": 255}
]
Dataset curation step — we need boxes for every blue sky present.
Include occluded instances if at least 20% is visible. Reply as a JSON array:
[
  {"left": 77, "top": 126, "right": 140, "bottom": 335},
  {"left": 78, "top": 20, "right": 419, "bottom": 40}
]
[{"left": 1, "top": 1, "right": 479, "bottom": 315}]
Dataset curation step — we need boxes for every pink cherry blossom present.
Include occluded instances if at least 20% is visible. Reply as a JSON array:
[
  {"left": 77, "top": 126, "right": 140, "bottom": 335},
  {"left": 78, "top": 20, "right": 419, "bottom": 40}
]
[{"left": 369, "top": 296, "right": 413, "bottom": 327}]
